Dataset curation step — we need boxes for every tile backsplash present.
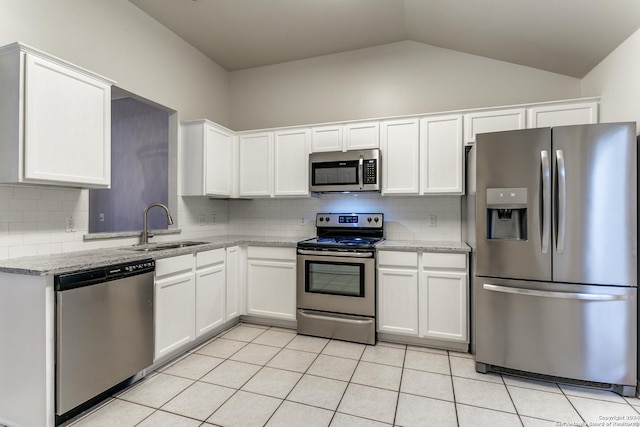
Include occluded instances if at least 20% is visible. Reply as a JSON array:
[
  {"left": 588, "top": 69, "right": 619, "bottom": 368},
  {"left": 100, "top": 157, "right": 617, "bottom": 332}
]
[
  {"left": 0, "top": 185, "right": 89, "bottom": 259},
  {"left": 0, "top": 186, "right": 462, "bottom": 260},
  {"left": 227, "top": 193, "right": 462, "bottom": 241}
]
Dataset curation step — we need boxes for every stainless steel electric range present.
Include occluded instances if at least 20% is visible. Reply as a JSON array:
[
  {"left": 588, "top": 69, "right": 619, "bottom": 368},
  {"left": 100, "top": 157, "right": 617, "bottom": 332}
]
[{"left": 296, "top": 213, "right": 384, "bottom": 345}]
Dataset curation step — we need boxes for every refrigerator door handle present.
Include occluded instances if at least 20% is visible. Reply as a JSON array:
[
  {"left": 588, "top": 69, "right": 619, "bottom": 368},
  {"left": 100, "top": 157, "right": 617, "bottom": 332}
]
[
  {"left": 483, "top": 283, "right": 628, "bottom": 301},
  {"left": 556, "top": 149, "right": 567, "bottom": 254},
  {"left": 541, "top": 150, "right": 551, "bottom": 254}
]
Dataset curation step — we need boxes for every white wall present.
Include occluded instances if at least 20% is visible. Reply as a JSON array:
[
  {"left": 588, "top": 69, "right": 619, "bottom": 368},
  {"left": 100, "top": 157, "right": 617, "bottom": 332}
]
[
  {"left": 0, "top": 0, "right": 229, "bottom": 124},
  {"left": 229, "top": 40, "right": 582, "bottom": 130},
  {"left": 582, "top": 28, "right": 640, "bottom": 131}
]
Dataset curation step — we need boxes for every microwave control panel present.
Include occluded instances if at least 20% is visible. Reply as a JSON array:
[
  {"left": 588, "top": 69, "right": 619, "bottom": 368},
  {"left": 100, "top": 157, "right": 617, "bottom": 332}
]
[{"left": 364, "top": 159, "right": 377, "bottom": 184}]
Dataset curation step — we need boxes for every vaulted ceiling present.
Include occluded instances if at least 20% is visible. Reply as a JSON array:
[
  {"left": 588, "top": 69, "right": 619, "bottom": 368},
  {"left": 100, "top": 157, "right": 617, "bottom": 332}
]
[{"left": 130, "top": 0, "right": 640, "bottom": 78}]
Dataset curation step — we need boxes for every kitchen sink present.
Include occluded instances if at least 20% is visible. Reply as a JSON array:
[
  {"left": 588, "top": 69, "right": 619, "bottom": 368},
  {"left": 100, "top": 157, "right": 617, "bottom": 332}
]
[{"left": 123, "top": 241, "right": 210, "bottom": 252}]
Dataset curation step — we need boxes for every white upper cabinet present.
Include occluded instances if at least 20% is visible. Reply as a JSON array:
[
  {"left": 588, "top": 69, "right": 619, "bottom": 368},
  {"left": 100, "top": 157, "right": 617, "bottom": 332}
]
[
  {"left": 238, "top": 129, "right": 310, "bottom": 198},
  {"left": 528, "top": 101, "right": 598, "bottom": 128},
  {"left": 182, "top": 120, "right": 237, "bottom": 197},
  {"left": 274, "top": 128, "right": 310, "bottom": 196},
  {"left": 311, "top": 122, "right": 379, "bottom": 153},
  {"left": 0, "top": 43, "right": 114, "bottom": 188},
  {"left": 311, "top": 125, "right": 343, "bottom": 152},
  {"left": 464, "top": 108, "right": 526, "bottom": 144},
  {"left": 239, "top": 131, "right": 274, "bottom": 197},
  {"left": 381, "top": 118, "right": 420, "bottom": 195},
  {"left": 420, "top": 115, "right": 464, "bottom": 195},
  {"left": 344, "top": 121, "right": 380, "bottom": 151}
]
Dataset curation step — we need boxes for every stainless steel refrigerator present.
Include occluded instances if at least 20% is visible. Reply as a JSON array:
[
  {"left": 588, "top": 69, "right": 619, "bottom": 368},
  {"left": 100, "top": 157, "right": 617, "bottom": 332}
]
[{"left": 474, "top": 122, "right": 638, "bottom": 396}]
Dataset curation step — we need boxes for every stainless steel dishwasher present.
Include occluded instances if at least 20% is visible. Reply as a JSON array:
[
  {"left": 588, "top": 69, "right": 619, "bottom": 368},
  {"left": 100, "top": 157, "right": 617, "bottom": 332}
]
[{"left": 55, "top": 259, "right": 155, "bottom": 423}]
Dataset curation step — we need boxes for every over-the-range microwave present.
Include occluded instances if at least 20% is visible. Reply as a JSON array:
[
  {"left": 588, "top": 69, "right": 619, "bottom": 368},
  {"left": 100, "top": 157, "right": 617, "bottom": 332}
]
[{"left": 309, "top": 149, "right": 380, "bottom": 193}]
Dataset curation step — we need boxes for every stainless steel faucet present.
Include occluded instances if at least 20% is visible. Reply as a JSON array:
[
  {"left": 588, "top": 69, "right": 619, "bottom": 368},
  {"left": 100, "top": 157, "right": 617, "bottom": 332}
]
[{"left": 141, "top": 203, "right": 173, "bottom": 244}]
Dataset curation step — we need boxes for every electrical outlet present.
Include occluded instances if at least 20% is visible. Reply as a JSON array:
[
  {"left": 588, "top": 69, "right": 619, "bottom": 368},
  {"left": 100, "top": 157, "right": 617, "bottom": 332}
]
[
  {"left": 300, "top": 217, "right": 306, "bottom": 225},
  {"left": 65, "top": 216, "right": 75, "bottom": 232},
  {"left": 198, "top": 215, "right": 206, "bottom": 225},
  {"left": 428, "top": 215, "right": 437, "bottom": 227},
  {"left": 211, "top": 214, "right": 216, "bottom": 224},
  {"left": 99, "top": 213, "right": 105, "bottom": 222}
]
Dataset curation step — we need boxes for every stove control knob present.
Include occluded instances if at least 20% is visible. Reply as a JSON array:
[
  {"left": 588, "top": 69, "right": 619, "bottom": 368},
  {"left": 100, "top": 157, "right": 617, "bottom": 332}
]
[
  {"left": 325, "top": 217, "right": 330, "bottom": 222},
  {"left": 319, "top": 217, "right": 324, "bottom": 222},
  {"left": 367, "top": 217, "right": 372, "bottom": 222},
  {"left": 374, "top": 217, "right": 379, "bottom": 223}
]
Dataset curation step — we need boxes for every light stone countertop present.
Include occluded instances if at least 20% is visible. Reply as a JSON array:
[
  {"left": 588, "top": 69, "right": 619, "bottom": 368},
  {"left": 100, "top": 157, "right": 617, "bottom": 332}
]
[
  {"left": 0, "top": 235, "right": 304, "bottom": 276},
  {"left": 376, "top": 240, "right": 471, "bottom": 253},
  {"left": 0, "top": 236, "right": 470, "bottom": 276}
]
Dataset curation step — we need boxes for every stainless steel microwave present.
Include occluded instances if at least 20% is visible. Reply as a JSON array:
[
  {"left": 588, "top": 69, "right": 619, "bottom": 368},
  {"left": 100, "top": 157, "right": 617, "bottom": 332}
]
[{"left": 309, "top": 149, "right": 380, "bottom": 192}]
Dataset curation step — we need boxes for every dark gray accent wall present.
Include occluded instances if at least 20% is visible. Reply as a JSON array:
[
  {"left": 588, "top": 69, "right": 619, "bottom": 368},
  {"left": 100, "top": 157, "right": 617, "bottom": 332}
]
[{"left": 89, "top": 98, "right": 169, "bottom": 233}]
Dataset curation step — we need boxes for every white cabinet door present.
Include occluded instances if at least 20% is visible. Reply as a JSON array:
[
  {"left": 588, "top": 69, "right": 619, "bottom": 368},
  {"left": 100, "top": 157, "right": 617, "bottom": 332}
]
[
  {"left": 274, "top": 128, "right": 310, "bottom": 196},
  {"left": 226, "top": 245, "right": 241, "bottom": 320},
  {"left": 196, "top": 264, "right": 225, "bottom": 336},
  {"left": 195, "top": 249, "right": 226, "bottom": 337},
  {"left": 181, "top": 120, "right": 236, "bottom": 197},
  {"left": 418, "top": 270, "right": 467, "bottom": 342},
  {"left": 247, "top": 259, "right": 296, "bottom": 320},
  {"left": 528, "top": 102, "right": 598, "bottom": 128},
  {"left": 0, "top": 48, "right": 113, "bottom": 188},
  {"left": 239, "top": 132, "right": 274, "bottom": 197},
  {"left": 381, "top": 118, "right": 420, "bottom": 195},
  {"left": 246, "top": 246, "right": 296, "bottom": 321},
  {"left": 311, "top": 125, "right": 343, "bottom": 152},
  {"left": 378, "top": 267, "right": 419, "bottom": 335},
  {"left": 464, "top": 108, "right": 526, "bottom": 144},
  {"left": 420, "top": 115, "right": 463, "bottom": 195},
  {"left": 204, "top": 125, "right": 235, "bottom": 196},
  {"left": 155, "top": 271, "right": 196, "bottom": 360},
  {"left": 155, "top": 254, "right": 196, "bottom": 360},
  {"left": 345, "top": 121, "right": 380, "bottom": 150}
]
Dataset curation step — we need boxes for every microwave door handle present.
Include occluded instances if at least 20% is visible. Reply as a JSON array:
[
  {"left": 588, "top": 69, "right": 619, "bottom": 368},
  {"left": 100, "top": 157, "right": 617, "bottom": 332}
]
[{"left": 358, "top": 155, "right": 364, "bottom": 189}]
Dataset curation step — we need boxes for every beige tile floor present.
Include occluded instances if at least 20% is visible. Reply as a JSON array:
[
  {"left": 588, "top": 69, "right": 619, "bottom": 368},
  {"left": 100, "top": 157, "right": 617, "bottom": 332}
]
[{"left": 66, "top": 322, "right": 640, "bottom": 427}]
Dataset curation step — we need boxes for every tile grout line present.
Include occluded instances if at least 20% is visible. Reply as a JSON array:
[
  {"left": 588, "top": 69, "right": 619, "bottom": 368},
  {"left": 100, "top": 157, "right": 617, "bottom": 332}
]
[{"left": 496, "top": 368, "right": 525, "bottom": 427}]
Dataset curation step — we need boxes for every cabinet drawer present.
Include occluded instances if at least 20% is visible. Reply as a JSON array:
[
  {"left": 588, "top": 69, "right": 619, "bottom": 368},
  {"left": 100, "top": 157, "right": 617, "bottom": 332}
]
[
  {"left": 196, "top": 248, "right": 225, "bottom": 268},
  {"left": 378, "top": 251, "right": 418, "bottom": 268},
  {"left": 422, "top": 253, "right": 466, "bottom": 270},
  {"left": 156, "top": 254, "right": 195, "bottom": 278},
  {"left": 247, "top": 246, "right": 296, "bottom": 261}
]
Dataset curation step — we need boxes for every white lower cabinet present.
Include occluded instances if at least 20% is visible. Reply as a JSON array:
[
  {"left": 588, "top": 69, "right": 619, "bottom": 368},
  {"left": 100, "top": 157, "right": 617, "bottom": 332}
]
[
  {"left": 377, "top": 250, "right": 469, "bottom": 346},
  {"left": 246, "top": 246, "right": 296, "bottom": 320},
  {"left": 155, "top": 248, "right": 241, "bottom": 361},
  {"left": 377, "top": 251, "right": 419, "bottom": 335},
  {"left": 154, "top": 254, "right": 196, "bottom": 360},
  {"left": 195, "top": 249, "right": 226, "bottom": 337},
  {"left": 226, "top": 245, "right": 242, "bottom": 320}
]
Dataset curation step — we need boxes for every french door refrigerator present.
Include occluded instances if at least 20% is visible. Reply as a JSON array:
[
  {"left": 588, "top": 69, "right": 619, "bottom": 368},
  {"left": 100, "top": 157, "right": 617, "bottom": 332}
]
[{"left": 474, "top": 122, "right": 638, "bottom": 396}]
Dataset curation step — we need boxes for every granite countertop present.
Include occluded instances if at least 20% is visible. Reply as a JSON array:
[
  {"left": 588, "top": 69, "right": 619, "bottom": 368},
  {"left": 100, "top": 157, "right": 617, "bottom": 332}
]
[
  {"left": 376, "top": 240, "right": 471, "bottom": 253},
  {"left": 0, "top": 235, "right": 304, "bottom": 276},
  {"left": 0, "top": 236, "right": 470, "bottom": 276}
]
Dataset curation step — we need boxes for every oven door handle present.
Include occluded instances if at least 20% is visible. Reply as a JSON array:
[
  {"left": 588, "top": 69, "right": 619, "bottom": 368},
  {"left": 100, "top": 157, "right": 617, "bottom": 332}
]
[
  {"left": 297, "top": 249, "right": 374, "bottom": 258},
  {"left": 298, "top": 310, "right": 375, "bottom": 325}
]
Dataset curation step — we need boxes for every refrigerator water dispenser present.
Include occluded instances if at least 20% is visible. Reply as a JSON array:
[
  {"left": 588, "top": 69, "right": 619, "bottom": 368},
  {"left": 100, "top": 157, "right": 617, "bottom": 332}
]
[{"left": 486, "top": 188, "right": 527, "bottom": 240}]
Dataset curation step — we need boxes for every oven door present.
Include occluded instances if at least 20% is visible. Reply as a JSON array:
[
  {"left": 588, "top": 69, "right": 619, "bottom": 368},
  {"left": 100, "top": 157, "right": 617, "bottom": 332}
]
[{"left": 297, "top": 250, "right": 375, "bottom": 317}]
